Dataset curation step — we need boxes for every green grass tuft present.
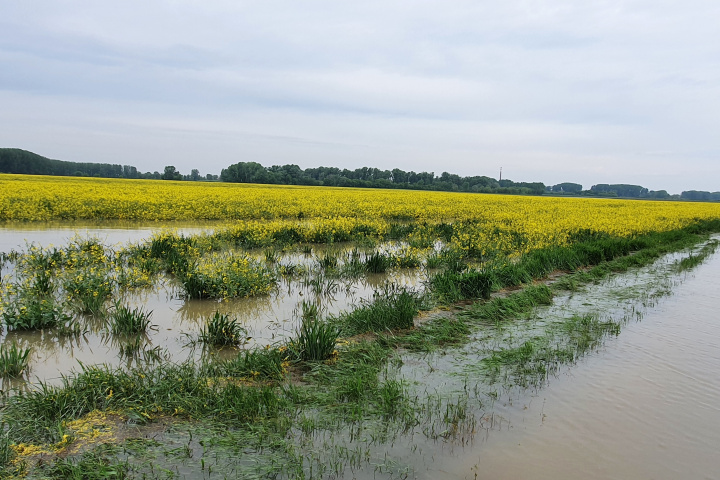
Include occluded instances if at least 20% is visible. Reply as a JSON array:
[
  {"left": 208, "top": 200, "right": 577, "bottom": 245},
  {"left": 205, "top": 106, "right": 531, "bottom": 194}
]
[
  {"left": 199, "top": 312, "right": 249, "bottom": 346},
  {"left": 108, "top": 303, "right": 153, "bottom": 335},
  {"left": 0, "top": 342, "right": 32, "bottom": 377}
]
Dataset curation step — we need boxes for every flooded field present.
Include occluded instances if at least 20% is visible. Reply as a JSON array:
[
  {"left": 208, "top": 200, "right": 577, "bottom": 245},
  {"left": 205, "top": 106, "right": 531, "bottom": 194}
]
[
  {"left": 0, "top": 224, "right": 428, "bottom": 389},
  {"left": 1, "top": 220, "right": 719, "bottom": 479},
  {"left": 442, "top": 244, "right": 720, "bottom": 479}
]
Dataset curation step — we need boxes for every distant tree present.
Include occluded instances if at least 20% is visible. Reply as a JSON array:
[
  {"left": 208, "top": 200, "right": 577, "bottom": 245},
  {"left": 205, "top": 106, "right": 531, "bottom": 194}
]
[
  {"left": 552, "top": 182, "right": 583, "bottom": 193},
  {"left": 646, "top": 190, "right": 671, "bottom": 199},
  {"left": 190, "top": 169, "right": 200, "bottom": 181},
  {"left": 162, "top": 166, "right": 182, "bottom": 180}
]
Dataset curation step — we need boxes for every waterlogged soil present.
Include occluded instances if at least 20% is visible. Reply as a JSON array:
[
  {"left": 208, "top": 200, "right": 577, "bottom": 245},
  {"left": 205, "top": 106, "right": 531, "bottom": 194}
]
[
  {"left": 0, "top": 225, "right": 427, "bottom": 388},
  {"left": 3, "top": 225, "right": 720, "bottom": 479},
  {"left": 47, "top": 240, "right": 718, "bottom": 480}
]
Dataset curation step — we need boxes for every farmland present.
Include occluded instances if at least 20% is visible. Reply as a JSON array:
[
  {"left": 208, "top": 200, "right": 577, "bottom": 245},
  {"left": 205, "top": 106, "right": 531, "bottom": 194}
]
[{"left": 1, "top": 174, "right": 720, "bottom": 478}]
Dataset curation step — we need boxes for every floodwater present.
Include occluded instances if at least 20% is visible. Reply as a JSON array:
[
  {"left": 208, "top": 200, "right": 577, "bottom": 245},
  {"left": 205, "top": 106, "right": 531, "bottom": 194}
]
[
  {"left": 436, "top": 245, "right": 720, "bottom": 479},
  {"left": 0, "top": 220, "right": 223, "bottom": 253},
  {"left": 0, "top": 224, "right": 426, "bottom": 387},
  {"left": 2, "top": 224, "right": 719, "bottom": 479}
]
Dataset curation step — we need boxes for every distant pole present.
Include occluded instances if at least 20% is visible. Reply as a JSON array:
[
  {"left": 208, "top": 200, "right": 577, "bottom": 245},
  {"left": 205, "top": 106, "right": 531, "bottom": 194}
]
[{"left": 499, "top": 167, "right": 502, "bottom": 182}]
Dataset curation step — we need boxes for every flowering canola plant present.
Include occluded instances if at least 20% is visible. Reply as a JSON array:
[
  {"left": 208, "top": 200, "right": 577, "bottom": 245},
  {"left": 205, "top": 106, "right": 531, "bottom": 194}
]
[{"left": 2, "top": 174, "right": 720, "bottom": 257}]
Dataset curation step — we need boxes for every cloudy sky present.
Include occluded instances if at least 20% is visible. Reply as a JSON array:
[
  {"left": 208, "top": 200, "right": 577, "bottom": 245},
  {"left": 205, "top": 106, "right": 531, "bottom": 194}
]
[{"left": 1, "top": 1, "right": 718, "bottom": 193}]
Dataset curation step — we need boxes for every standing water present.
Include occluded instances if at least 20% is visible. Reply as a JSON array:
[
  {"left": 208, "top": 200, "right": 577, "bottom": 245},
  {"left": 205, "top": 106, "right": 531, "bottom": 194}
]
[{"left": 439, "top": 246, "right": 720, "bottom": 479}]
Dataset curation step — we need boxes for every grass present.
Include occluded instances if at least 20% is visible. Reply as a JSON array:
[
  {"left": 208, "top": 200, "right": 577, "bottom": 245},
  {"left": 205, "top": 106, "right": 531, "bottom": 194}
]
[
  {"left": 430, "top": 268, "right": 494, "bottom": 303},
  {"left": 675, "top": 239, "right": 719, "bottom": 272},
  {"left": 219, "top": 348, "right": 288, "bottom": 381},
  {"left": 291, "top": 317, "right": 338, "bottom": 362},
  {"left": 463, "top": 284, "right": 554, "bottom": 323},
  {"left": 481, "top": 313, "right": 622, "bottom": 388},
  {"left": 365, "top": 251, "right": 392, "bottom": 273},
  {"left": 336, "top": 285, "right": 420, "bottom": 336},
  {"left": 36, "top": 445, "right": 129, "bottom": 479},
  {"left": 2, "top": 220, "right": 720, "bottom": 477},
  {"left": 108, "top": 303, "right": 153, "bottom": 335},
  {"left": 377, "top": 315, "right": 471, "bottom": 352},
  {"left": 0, "top": 342, "right": 32, "bottom": 377},
  {"left": 198, "top": 312, "right": 249, "bottom": 346}
]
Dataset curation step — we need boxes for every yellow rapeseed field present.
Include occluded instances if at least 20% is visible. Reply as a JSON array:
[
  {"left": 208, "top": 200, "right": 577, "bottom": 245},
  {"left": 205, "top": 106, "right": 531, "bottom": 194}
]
[{"left": 2, "top": 173, "right": 720, "bottom": 257}]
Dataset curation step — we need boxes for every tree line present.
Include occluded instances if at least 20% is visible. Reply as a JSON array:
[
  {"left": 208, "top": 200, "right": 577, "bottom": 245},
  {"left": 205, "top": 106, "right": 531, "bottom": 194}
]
[
  {"left": 220, "top": 161, "right": 546, "bottom": 195},
  {"left": 545, "top": 182, "right": 719, "bottom": 201},
  {"left": 0, "top": 149, "right": 218, "bottom": 181},
  {"left": 2, "top": 148, "right": 717, "bottom": 201}
]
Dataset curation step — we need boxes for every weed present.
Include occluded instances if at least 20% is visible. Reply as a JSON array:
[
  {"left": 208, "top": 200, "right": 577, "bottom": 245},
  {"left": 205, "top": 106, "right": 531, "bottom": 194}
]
[
  {"left": 221, "top": 348, "right": 288, "bottom": 381},
  {"left": 0, "top": 342, "right": 32, "bottom": 377},
  {"left": 37, "top": 445, "right": 129, "bottom": 479},
  {"left": 430, "top": 268, "right": 494, "bottom": 303},
  {"left": 291, "top": 318, "right": 338, "bottom": 362},
  {"left": 365, "top": 251, "right": 392, "bottom": 273},
  {"left": 378, "top": 316, "right": 471, "bottom": 352},
  {"left": 463, "top": 284, "right": 553, "bottom": 323},
  {"left": 2, "top": 296, "right": 71, "bottom": 331},
  {"left": 0, "top": 426, "right": 17, "bottom": 472},
  {"left": 337, "top": 285, "right": 420, "bottom": 335},
  {"left": 199, "top": 312, "right": 249, "bottom": 346},
  {"left": 108, "top": 303, "right": 153, "bottom": 335}
]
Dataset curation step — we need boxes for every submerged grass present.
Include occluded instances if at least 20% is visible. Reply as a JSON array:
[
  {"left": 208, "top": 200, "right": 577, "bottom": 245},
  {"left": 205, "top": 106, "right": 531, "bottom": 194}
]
[
  {"left": 198, "top": 312, "right": 249, "bottom": 346},
  {"left": 463, "top": 284, "right": 554, "bottom": 323},
  {"left": 481, "top": 313, "right": 622, "bottom": 388},
  {"left": 108, "top": 303, "right": 153, "bottom": 335},
  {"left": 0, "top": 342, "right": 32, "bottom": 377},
  {"left": 1, "top": 222, "right": 719, "bottom": 477}
]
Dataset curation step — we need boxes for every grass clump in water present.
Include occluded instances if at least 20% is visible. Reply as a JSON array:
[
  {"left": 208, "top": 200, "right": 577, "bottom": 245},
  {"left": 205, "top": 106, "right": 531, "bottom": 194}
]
[
  {"left": 365, "top": 251, "right": 392, "bottom": 273},
  {"left": 430, "top": 268, "right": 494, "bottom": 303},
  {"left": 199, "top": 312, "right": 249, "bottom": 346},
  {"left": 291, "top": 318, "right": 338, "bottom": 362},
  {"left": 108, "top": 303, "right": 153, "bottom": 335},
  {"left": 336, "top": 285, "right": 420, "bottom": 336},
  {"left": 0, "top": 342, "right": 32, "bottom": 377}
]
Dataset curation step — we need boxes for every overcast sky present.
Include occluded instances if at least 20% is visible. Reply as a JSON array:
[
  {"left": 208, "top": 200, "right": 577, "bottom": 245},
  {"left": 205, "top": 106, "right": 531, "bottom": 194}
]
[{"left": 1, "top": 1, "right": 719, "bottom": 193}]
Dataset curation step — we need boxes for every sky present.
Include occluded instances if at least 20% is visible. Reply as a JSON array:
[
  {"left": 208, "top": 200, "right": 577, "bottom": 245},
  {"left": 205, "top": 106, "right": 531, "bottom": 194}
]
[{"left": 1, "top": 1, "right": 719, "bottom": 194}]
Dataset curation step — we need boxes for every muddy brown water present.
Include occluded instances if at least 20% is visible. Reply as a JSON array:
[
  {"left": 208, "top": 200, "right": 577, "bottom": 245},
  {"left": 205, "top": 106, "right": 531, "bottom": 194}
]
[
  {"left": 2, "top": 225, "right": 719, "bottom": 479},
  {"left": 0, "top": 224, "right": 427, "bottom": 388},
  {"left": 428, "top": 248, "right": 720, "bottom": 479}
]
